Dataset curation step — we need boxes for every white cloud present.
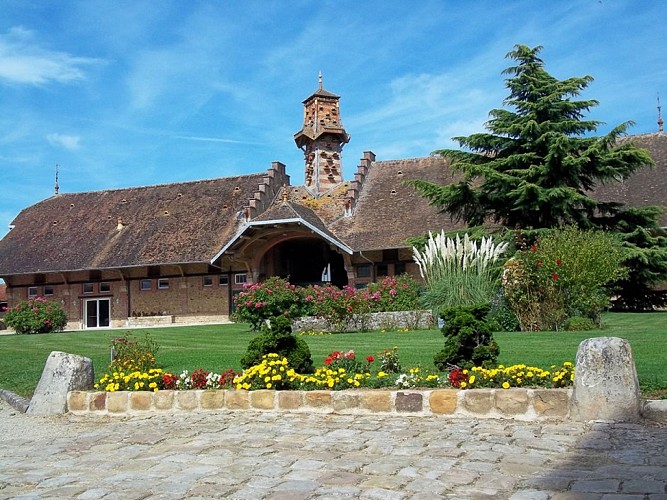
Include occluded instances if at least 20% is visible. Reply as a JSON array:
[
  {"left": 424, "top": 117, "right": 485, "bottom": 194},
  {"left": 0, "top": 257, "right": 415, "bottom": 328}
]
[
  {"left": 0, "top": 26, "right": 99, "bottom": 85},
  {"left": 47, "top": 133, "right": 81, "bottom": 150}
]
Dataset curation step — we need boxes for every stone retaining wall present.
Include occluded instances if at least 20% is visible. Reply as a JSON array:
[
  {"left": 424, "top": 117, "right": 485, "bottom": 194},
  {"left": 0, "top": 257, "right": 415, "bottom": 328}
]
[{"left": 67, "top": 387, "right": 571, "bottom": 420}]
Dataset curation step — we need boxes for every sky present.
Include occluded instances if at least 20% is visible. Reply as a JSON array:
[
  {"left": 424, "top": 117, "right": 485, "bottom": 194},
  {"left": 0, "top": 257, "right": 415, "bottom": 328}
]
[{"left": 1, "top": 1, "right": 665, "bottom": 240}]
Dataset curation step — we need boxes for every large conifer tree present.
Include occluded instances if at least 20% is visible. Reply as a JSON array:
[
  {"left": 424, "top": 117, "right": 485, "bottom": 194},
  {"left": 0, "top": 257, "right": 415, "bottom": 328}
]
[
  {"left": 409, "top": 44, "right": 667, "bottom": 310},
  {"left": 409, "top": 45, "right": 653, "bottom": 229}
]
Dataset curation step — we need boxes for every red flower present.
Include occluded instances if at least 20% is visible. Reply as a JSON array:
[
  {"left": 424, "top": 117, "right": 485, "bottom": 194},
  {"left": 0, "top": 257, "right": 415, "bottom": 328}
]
[
  {"left": 366, "top": 355, "right": 375, "bottom": 363},
  {"left": 324, "top": 357, "right": 332, "bottom": 365},
  {"left": 536, "top": 261, "right": 543, "bottom": 267},
  {"left": 552, "top": 273, "right": 559, "bottom": 281},
  {"left": 530, "top": 245, "right": 537, "bottom": 251},
  {"left": 556, "top": 259, "right": 562, "bottom": 266}
]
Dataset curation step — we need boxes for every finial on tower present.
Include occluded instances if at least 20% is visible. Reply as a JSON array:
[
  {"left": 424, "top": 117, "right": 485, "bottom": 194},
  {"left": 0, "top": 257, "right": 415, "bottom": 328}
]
[
  {"left": 54, "top": 163, "right": 60, "bottom": 195},
  {"left": 658, "top": 94, "right": 664, "bottom": 133},
  {"left": 318, "top": 71, "right": 323, "bottom": 90}
]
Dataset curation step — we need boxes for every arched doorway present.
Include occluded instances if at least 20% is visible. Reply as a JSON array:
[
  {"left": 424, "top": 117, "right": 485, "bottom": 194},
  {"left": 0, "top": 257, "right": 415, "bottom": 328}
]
[{"left": 260, "top": 238, "right": 348, "bottom": 288}]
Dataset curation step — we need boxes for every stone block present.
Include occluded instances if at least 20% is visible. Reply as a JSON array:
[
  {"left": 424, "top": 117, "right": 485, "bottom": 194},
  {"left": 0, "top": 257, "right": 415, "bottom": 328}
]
[
  {"left": 361, "top": 391, "right": 391, "bottom": 412},
  {"left": 532, "top": 389, "right": 570, "bottom": 418},
  {"left": 67, "top": 391, "right": 87, "bottom": 412},
  {"left": 495, "top": 389, "right": 529, "bottom": 416},
  {"left": 305, "top": 391, "right": 332, "bottom": 408},
  {"left": 429, "top": 390, "right": 458, "bottom": 414},
  {"left": 200, "top": 390, "right": 225, "bottom": 410},
  {"left": 461, "top": 389, "right": 494, "bottom": 414},
  {"left": 395, "top": 392, "right": 423, "bottom": 412},
  {"left": 175, "top": 391, "right": 198, "bottom": 411},
  {"left": 278, "top": 391, "right": 303, "bottom": 410},
  {"left": 107, "top": 392, "right": 128, "bottom": 413},
  {"left": 251, "top": 390, "right": 276, "bottom": 410},
  {"left": 333, "top": 392, "right": 361, "bottom": 411},
  {"left": 226, "top": 390, "right": 250, "bottom": 409},
  {"left": 89, "top": 392, "right": 106, "bottom": 411},
  {"left": 27, "top": 351, "right": 95, "bottom": 415},
  {"left": 130, "top": 391, "right": 152, "bottom": 411},
  {"left": 154, "top": 390, "right": 175, "bottom": 410},
  {"left": 570, "top": 337, "right": 641, "bottom": 422}
]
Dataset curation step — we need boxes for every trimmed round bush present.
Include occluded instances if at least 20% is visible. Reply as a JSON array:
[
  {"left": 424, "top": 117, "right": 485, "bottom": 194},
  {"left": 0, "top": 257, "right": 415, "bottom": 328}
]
[{"left": 240, "top": 315, "right": 314, "bottom": 373}]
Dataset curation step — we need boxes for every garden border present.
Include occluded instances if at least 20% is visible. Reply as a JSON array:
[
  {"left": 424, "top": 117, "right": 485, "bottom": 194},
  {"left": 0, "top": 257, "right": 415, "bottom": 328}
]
[{"left": 67, "top": 387, "right": 571, "bottom": 420}]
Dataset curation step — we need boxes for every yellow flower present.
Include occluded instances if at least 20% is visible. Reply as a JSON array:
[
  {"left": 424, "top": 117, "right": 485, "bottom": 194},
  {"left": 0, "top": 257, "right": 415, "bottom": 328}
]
[
  {"left": 502, "top": 381, "right": 510, "bottom": 389},
  {"left": 266, "top": 383, "right": 272, "bottom": 389},
  {"left": 460, "top": 381, "right": 467, "bottom": 389},
  {"left": 377, "top": 371, "right": 387, "bottom": 378},
  {"left": 468, "top": 375, "right": 476, "bottom": 385}
]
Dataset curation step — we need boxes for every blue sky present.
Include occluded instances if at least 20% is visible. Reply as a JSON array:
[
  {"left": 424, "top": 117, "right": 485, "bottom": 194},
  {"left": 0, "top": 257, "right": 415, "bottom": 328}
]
[{"left": 1, "top": 1, "right": 665, "bottom": 239}]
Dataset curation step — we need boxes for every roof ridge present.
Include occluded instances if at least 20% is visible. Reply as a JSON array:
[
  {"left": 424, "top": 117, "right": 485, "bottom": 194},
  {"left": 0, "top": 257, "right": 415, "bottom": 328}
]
[{"left": 51, "top": 172, "right": 266, "bottom": 197}]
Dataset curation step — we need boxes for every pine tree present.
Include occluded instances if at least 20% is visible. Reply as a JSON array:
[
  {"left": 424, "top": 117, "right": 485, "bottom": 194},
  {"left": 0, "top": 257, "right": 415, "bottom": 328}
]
[
  {"left": 409, "top": 44, "right": 667, "bottom": 310},
  {"left": 408, "top": 45, "right": 653, "bottom": 229}
]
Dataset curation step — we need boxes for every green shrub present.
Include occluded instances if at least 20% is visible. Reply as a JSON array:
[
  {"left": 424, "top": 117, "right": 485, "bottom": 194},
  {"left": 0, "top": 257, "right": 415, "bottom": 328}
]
[
  {"left": 503, "top": 227, "right": 626, "bottom": 330},
  {"left": 240, "top": 315, "right": 314, "bottom": 373},
  {"left": 433, "top": 304, "right": 499, "bottom": 370},
  {"left": 563, "top": 316, "right": 596, "bottom": 331},
  {"left": 486, "top": 292, "right": 520, "bottom": 332},
  {"left": 3, "top": 297, "right": 68, "bottom": 334}
]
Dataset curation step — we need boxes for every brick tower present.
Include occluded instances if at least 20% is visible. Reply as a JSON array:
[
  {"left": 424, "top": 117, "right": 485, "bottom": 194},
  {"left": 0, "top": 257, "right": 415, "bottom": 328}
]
[{"left": 294, "top": 73, "right": 350, "bottom": 194}]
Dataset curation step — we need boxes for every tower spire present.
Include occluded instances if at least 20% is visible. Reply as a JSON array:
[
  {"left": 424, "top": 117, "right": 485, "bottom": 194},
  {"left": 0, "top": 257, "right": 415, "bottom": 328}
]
[
  {"left": 294, "top": 75, "right": 350, "bottom": 195},
  {"left": 658, "top": 94, "right": 664, "bottom": 133},
  {"left": 54, "top": 163, "right": 60, "bottom": 195}
]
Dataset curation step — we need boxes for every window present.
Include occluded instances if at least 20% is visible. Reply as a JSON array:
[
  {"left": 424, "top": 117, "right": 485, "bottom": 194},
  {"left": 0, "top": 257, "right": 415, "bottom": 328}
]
[
  {"left": 44, "top": 285, "right": 54, "bottom": 296},
  {"left": 140, "top": 279, "right": 152, "bottom": 291},
  {"left": 83, "top": 283, "right": 94, "bottom": 294},
  {"left": 219, "top": 275, "right": 229, "bottom": 286},
  {"left": 235, "top": 273, "right": 247, "bottom": 285},
  {"left": 100, "top": 282, "right": 111, "bottom": 293},
  {"left": 28, "top": 287, "right": 38, "bottom": 298},
  {"left": 383, "top": 249, "right": 399, "bottom": 261},
  {"left": 356, "top": 265, "right": 372, "bottom": 278},
  {"left": 377, "top": 264, "right": 388, "bottom": 277},
  {"left": 157, "top": 278, "right": 169, "bottom": 290},
  {"left": 203, "top": 276, "right": 213, "bottom": 287}
]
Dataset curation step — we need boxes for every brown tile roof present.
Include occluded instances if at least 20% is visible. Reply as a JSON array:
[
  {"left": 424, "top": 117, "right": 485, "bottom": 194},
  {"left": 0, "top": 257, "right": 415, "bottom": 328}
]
[
  {"left": 0, "top": 174, "right": 264, "bottom": 275},
  {"left": 330, "top": 156, "right": 467, "bottom": 251},
  {"left": 592, "top": 133, "right": 667, "bottom": 226}
]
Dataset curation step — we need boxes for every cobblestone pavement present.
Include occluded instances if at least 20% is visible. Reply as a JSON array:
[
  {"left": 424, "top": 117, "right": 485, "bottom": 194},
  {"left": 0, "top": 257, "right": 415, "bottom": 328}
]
[{"left": 0, "top": 400, "right": 665, "bottom": 499}]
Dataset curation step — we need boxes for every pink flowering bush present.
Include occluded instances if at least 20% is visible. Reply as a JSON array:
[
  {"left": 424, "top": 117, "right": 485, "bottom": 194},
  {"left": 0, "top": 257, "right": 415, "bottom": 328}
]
[
  {"left": 233, "top": 275, "right": 422, "bottom": 331},
  {"left": 3, "top": 297, "right": 68, "bottom": 334},
  {"left": 233, "top": 277, "right": 309, "bottom": 330}
]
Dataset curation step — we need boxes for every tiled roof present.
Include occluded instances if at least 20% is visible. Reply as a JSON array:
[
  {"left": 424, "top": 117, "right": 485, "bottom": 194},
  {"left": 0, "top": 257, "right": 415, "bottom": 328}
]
[
  {"left": 330, "top": 156, "right": 467, "bottom": 251},
  {"left": 0, "top": 174, "right": 264, "bottom": 275},
  {"left": 592, "top": 133, "right": 667, "bottom": 226}
]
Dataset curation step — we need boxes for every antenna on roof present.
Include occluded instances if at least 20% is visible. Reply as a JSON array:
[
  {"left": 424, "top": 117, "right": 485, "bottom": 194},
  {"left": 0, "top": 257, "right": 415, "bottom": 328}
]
[
  {"left": 658, "top": 94, "right": 664, "bottom": 133},
  {"left": 54, "top": 164, "right": 60, "bottom": 195},
  {"left": 318, "top": 71, "right": 323, "bottom": 90}
]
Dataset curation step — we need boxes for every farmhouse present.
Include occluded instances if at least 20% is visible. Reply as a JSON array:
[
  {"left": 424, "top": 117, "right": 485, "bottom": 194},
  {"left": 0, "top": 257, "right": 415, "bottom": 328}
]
[{"left": 0, "top": 78, "right": 665, "bottom": 329}]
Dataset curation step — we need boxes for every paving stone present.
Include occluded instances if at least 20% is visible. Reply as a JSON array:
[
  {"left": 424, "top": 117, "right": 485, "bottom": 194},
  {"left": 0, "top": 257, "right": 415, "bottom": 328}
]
[{"left": 1, "top": 399, "right": 666, "bottom": 498}]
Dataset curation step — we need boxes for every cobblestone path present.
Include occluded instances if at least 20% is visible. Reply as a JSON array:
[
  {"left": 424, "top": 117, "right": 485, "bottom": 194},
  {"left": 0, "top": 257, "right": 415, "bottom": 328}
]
[{"left": 0, "top": 400, "right": 665, "bottom": 499}]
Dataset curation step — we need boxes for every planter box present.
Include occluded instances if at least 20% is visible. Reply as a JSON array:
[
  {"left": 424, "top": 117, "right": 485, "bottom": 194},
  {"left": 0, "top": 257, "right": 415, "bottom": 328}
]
[{"left": 67, "top": 387, "right": 572, "bottom": 421}]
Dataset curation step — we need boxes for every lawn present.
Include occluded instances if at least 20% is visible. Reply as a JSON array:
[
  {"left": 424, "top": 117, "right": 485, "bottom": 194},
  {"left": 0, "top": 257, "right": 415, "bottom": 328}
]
[{"left": 1, "top": 312, "right": 664, "bottom": 398}]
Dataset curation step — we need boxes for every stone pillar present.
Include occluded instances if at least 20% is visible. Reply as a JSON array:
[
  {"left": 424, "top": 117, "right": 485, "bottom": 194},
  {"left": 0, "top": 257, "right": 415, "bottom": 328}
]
[
  {"left": 569, "top": 337, "right": 641, "bottom": 422},
  {"left": 27, "top": 351, "right": 94, "bottom": 415}
]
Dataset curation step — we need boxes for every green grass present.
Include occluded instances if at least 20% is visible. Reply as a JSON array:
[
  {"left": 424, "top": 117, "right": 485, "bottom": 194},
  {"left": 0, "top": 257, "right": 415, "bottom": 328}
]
[{"left": 1, "top": 312, "right": 665, "bottom": 398}]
